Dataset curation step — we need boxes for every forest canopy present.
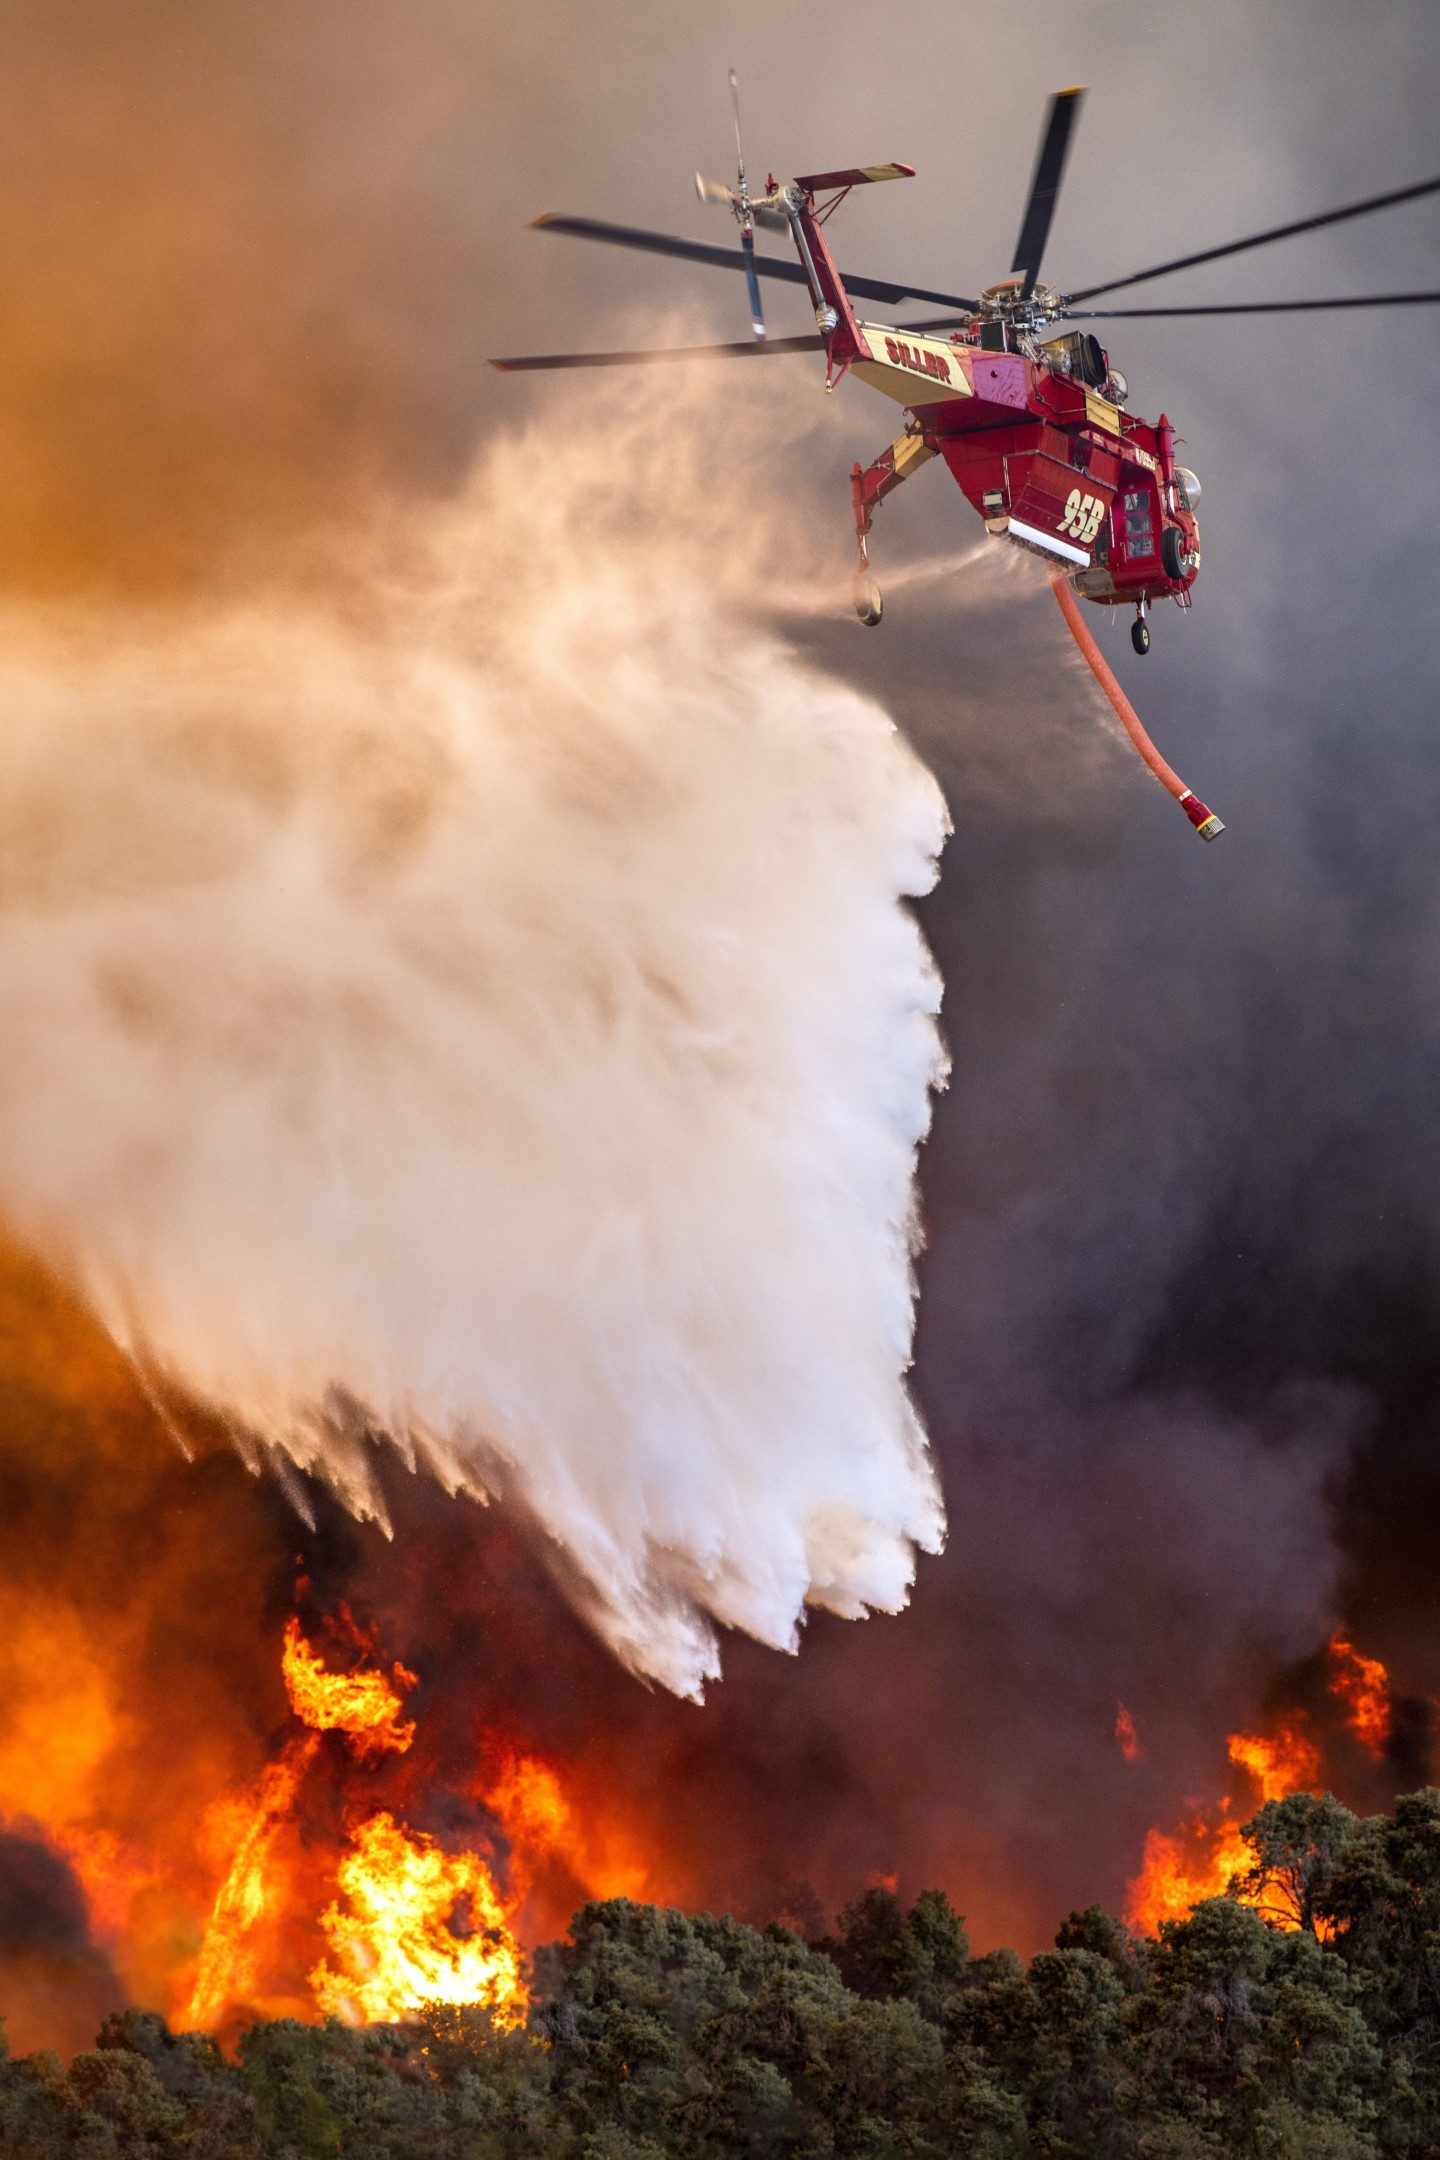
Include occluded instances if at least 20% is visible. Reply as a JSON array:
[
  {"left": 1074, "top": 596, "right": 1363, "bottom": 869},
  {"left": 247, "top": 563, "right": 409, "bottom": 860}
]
[{"left": 5, "top": 1788, "right": 1440, "bottom": 2159}]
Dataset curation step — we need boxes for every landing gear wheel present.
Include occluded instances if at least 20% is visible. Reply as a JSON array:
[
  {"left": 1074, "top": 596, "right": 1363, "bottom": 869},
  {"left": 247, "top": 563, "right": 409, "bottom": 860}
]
[
  {"left": 1131, "top": 616, "right": 1151, "bottom": 656},
  {"left": 1160, "top": 525, "right": 1187, "bottom": 581},
  {"left": 853, "top": 571, "right": 883, "bottom": 627}
]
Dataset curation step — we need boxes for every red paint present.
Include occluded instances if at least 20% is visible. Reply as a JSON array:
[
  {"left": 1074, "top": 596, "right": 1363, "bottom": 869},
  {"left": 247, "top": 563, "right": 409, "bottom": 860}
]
[
  {"left": 787, "top": 177, "right": 1200, "bottom": 610},
  {"left": 1052, "top": 574, "right": 1223, "bottom": 840}
]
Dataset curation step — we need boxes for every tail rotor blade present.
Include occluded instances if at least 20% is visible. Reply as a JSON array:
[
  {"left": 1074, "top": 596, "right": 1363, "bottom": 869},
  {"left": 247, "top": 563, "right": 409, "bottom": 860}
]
[
  {"left": 729, "top": 66, "right": 748, "bottom": 196},
  {"left": 1012, "top": 86, "right": 1086, "bottom": 301},
  {"left": 695, "top": 172, "right": 737, "bottom": 210},
  {"left": 696, "top": 170, "right": 787, "bottom": 231},
  {"left": 740, "top": 225, "right": 767, "bottom": 338}
]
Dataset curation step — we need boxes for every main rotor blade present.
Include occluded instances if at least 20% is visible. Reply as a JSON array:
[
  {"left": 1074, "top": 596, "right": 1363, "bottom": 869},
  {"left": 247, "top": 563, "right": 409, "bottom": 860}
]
[
  {"left": 531, "top": 214, "right": 979, "bottom": 312},
  {"left": 1012, "top": 86, "right": 1086, "bottom": 302},
  {"left": 1068, "top": 173, "right": 1440, "bottom": 304},
  {"left": 1069, "top": 289, "right": 1440, "bottom": 317},
  {"left": 490, "top": 334, "right": 824, "bottom": 371}
]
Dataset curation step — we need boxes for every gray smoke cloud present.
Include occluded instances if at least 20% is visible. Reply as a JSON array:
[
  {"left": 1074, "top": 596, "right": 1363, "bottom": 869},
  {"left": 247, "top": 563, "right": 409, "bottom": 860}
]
[{"left": 0, "top": 372, "right": 947, "bottom": 1699}]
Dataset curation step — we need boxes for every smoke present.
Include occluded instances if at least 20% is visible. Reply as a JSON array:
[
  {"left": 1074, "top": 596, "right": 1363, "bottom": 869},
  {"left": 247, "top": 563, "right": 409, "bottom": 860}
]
[
  {"left": 0, "top": 372, "right": 947, "bottom": 1699},
  {"left": 0, "top": 1828, "right": 123, "bottom": 2058}
]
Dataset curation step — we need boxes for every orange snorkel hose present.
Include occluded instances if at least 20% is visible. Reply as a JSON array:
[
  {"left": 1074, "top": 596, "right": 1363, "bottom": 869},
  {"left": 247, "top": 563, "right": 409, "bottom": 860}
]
[{"left": 1051, "top": 572, "right": 1224, "bottom": 840}]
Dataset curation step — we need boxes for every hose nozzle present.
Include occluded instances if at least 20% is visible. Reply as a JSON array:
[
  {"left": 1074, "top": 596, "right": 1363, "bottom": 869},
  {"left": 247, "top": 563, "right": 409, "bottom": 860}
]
[
  {"left": 1179, "top": 792, "right": 1225, "bottom": 841},
  {"left": 1050, "top": 574, "right": 1226, "bottom": 844}
]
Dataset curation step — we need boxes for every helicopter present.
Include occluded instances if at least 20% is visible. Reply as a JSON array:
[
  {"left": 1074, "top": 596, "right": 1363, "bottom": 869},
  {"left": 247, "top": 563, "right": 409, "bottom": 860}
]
[{"left": 493, "top": 81, "right": 1439, "bottom": 840}]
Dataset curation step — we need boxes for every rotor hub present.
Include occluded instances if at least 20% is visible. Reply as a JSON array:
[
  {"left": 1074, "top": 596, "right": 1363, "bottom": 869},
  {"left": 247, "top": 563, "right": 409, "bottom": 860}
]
[{"left": 978, "top": 278, "right": 1066, "bottom": 332}]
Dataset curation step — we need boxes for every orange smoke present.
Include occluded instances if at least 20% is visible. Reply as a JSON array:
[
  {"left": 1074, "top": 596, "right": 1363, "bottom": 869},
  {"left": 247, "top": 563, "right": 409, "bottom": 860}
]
[
  {"left": 1114, "top": 1704, "right": 1142, "bottom": 1763},
  {"left": 0, "top": 1245, "right": 312, "bottom": 2050},
  {"left": 1127, "top": 1717, "right": 1321, "bottom": 1936},
  {"left": 1327, "top": 1635, "right": 1393, "bottom": 1758}
]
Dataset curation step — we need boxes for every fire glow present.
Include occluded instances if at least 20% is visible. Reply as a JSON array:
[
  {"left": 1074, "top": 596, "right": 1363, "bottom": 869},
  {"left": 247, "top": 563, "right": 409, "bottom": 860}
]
[
  {"left": 312, "top": 1813, "right": 525, "bottom": 2025},
  {"left": 1126, "top": 1636, "right": 1398, "bottom": 1935},
  {"left": 0, "top": 1269, "right": 671, "bottom": 2064},
  {"left": 1327, "top": 1634, "right": 1394, "bottom": 1759},
  {"left": 181, "top": 1621, "right": 531, "bottom": 2033}
]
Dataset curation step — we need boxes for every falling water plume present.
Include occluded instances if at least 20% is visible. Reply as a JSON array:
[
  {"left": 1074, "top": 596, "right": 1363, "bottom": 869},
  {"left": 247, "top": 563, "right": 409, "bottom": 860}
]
[{"left": 0, "top": 372, "right": 949, "bottom": 1699}]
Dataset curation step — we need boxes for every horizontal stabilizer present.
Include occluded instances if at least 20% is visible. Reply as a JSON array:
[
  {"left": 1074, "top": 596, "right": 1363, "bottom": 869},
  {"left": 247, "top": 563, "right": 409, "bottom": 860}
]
[{"left": 794, "top": 163, "right": 916, "bottom": 192}]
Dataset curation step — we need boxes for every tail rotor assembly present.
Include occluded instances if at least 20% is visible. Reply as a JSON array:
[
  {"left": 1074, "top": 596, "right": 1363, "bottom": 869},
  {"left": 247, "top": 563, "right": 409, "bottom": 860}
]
[{"left": 693, "top": 70, "right": 791, "bottom": 341}]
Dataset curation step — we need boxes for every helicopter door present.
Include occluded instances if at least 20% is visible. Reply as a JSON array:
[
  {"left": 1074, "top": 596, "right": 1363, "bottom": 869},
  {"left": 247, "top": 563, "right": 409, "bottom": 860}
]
[{"left": 1004, "top": 448, "right": 1113, "bottom": 564}]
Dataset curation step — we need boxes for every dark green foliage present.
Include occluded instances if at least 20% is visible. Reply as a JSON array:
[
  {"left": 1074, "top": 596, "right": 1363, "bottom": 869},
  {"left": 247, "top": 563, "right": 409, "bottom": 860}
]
[
  {"left": 8, "top": 1795, "right": 1440, "bottom": 2156},
  {"left": 1233, "top": 1793, "right": 1360, "bottom": 1936},
  {"left": 829, "top": 1886, "right": 970, "bottom": 2023}
]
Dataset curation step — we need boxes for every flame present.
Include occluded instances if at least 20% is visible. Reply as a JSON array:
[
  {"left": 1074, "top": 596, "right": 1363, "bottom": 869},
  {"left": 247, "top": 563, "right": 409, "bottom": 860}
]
[
  {"left": 0, "top": 1256, "right": 655, "bottom": 2052},
  {"left": 1126, "top": 1716, "right": 1321, "bottom": 1935},
  {"left": 280, "top": 1617, "right": 416, "bottom": 1755},
  {"left": 7, "top": 1589, "right": 648, "bottom": 2042},
  {"left": 182, "top": 1735, "right": 321, "bottom": 2028},
  {"left": 481, "top": 1750, "right": 572, "bottom": 1852},
  {"left": 1128, "top": 1812, "right": 1251, "bottom": 1935},
  {"left": 180, "top": 1626, "right": 565, "bottom": 2034},
  {"left": 479, "top": 1740, "right": 652, "bottom": 1914},
  {"left": 1114, "top": 1703, "right": 1142, "bottom": 1762},
  {"left": 310, "top": 1812, "right": 527, "bottom": 2025},
  {"left": 184, "top": 1622, "right": 424, "bottom": 2029},
  {"left": 1327, "top": 1634, "right": 1392, "bottom": 1758},
  {"left": 1226, "top": 1718, "right": 1320, "bottom": 1803}
]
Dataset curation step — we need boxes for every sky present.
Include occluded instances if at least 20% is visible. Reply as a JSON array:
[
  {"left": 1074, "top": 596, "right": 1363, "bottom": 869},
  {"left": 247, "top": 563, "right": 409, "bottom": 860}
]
[{"left": 1, "top": 0, "right": 1439, "bottom": 1964}]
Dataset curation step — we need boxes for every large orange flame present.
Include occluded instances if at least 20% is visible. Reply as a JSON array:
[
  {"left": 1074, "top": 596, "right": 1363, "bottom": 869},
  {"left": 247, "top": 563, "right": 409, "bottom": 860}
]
[
  {"left": 1127, "top": 1814, "right": 1251, "bottom": 1936},
  {"left": 183, "top": 1623, "right": 428, "bottom": 2029},
  {"left": 183, "top": 1735, "right": 321, "bottom": 2028},
  {"left": 0, "top": 1259, "right": 634, "bottom": 2054},
  {"left": 179, "top": 1623, "right": 550, "bottom": 2035},
  {"left": 1327, "top": 1635, "right": 1393, "bottom": 1758},
  {"left": 281, "top": 1617, "right": 417, "bottom": 1756},
  {"left": 310, "top": 1812, "right": 527, "bottom": 2025},
  {"left": 1126, "top": 1717, "right": 1321, "bottom": 1935},
  {"left": 1226, "top": 1719, "right": 1321, "bottom": 1805}
]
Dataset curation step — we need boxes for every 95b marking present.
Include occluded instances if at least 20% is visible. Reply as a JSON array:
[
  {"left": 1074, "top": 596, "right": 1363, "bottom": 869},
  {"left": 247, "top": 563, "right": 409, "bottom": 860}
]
[{"left": 1059, "top": 488, "right": 1107, "bottom": 545}]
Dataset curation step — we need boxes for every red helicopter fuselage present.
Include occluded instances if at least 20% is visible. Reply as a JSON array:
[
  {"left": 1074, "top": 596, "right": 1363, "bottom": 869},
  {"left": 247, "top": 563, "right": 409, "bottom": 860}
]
[
  {"left": 794, "top": 181, "right": 1200, "bottom": 611},
  {"left": 494, "top": 84, "right": 1440, "bottom": 841}
]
